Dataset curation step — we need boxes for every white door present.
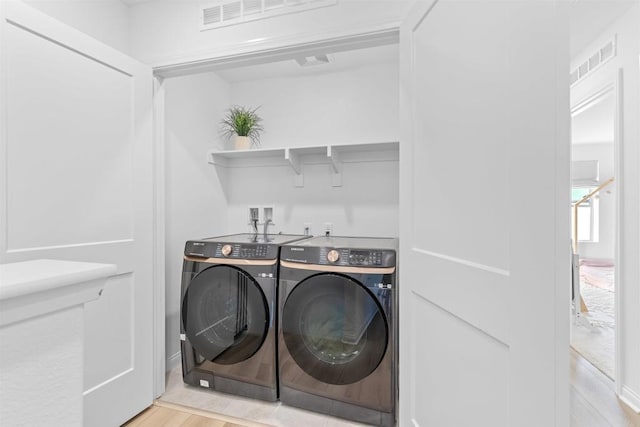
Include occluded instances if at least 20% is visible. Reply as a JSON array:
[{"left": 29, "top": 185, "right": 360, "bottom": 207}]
[
  {"left": 399, "top": 1, "right": 570, "bottom": 426},
  {"left": 0, "top": 2, "right": 155, "bottom": 426}
]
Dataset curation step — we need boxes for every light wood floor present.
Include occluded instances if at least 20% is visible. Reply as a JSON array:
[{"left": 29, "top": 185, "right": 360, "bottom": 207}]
[
  {"left": 125, "top": 350, "right": 640, "bottom": 427},
  {"left": 570, "top": 349, "right": 640, "bottom": 427},
  {"left": 123, "top": 401, "right": 272, "bottom": 427}
]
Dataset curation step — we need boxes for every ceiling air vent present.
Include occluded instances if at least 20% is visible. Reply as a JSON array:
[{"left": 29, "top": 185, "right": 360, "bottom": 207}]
[
  {"left": 244, "top": 0, "right": 262, "bottom": 15},
  {"left": 264, "top": 0, "right": 285, "bottom": 10},
  {"left": 570, "top": 36, "right": 616, "bottom": 87},
  {"left": 570, "top": 70, "right": 579, "bottom": 85},
  {"left": 201, "top": 0, "right": 337, "bottom": 31},
  {"left": 588, "top": 52, "right": 600, "bottom": 69},
  {"left": 600, "top": 40, "right": 614, "bottom": 61},
  {"left": 223, "top": 1, "right": 242, "bottom": 20},
  {"left": 203, "top": 5, "right": 222, "bottom": 25}
]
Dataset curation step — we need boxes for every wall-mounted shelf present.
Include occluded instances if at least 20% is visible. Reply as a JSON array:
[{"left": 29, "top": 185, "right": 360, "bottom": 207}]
[{"left": 207, "top": 141, "right": 399, "bottom": 187}]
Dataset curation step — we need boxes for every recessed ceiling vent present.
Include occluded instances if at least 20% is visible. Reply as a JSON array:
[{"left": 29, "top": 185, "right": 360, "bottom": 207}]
[
  {"left": 570, "top": 36, "right": 617, "bottom": 86},
  {"left": 201, "top": 0, "right": 338, "bottom": 31}
]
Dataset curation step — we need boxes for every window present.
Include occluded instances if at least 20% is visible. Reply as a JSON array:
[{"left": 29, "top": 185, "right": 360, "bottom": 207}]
[{"left": 572, "top": 187, "right": 599, "bottom": 242}]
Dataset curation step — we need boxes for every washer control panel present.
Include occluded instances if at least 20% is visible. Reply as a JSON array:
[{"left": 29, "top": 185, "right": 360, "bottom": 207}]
[{"left": 281, "top": 246, "right": 395, "bottom": 267}]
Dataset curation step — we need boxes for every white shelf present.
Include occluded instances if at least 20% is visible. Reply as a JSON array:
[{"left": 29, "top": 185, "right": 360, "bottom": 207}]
[{"left": 207, "top": 141, "right": 399, "bottom": 187}]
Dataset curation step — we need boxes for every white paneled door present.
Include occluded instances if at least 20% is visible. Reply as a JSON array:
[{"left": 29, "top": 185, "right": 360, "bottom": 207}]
[
  {"left": 0, "top": 2, "right": 154, "bottom": 426},
  {"left": 399, "top": 1, "right": 570, "bottom": 426}
]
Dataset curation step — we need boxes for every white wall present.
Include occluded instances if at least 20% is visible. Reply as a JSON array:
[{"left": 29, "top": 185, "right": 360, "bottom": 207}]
[
  {"left": 129, "top": 0, "right": 410, "bottom": 66},
  {"left": 570, "top": 3, "right": 640, "bottom": 411},
  {"left": 224, "top": 61, "right": 399, "bottom": 237},
  {"left": 163, "top": 72, "right": 231, "bottom": 367},
  {"left": 230, "top": 62, "right": 399, "bottom": 148},
  {"left": 23, "top": 0, "right": 130, "bottom": 55},
  {"left": 572, "top": 143, "right": 615, "bottom": 260},
  {"left": 224, "top": 159, "right": 400, "bottom": 238}
]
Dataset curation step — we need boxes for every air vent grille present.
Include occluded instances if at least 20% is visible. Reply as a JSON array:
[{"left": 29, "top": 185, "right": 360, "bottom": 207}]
[
  {"left": 201, "top": 0, "right": 337, "bottom": 31},
  {"left": 264, "top": 0, "right": 285, "bottom": 10},
  {"left": 570, "top": 37, "right": 616, "bottom": 86},
  {"left": 223, "top": 1, "right": 242, "bottom": 20},
  {"left": 203, "top": 6, "right": 222, "bottom": 25},
  {"left": 244, "top": 0, "right": 262, "bottom": 15}
]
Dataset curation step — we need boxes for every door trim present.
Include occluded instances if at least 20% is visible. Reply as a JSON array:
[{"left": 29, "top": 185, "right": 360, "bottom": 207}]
[
  {"left": 612, "top": 68, "right": 639, "bottom": 412},
  {"left": 150, "top": 24, "right": 403, "bottom": 385},
  {"left": 152, "top": 24, "right": 399, "bottom": 79},
  {"left": 153, "top": 76, "right": 167, "bottom": 398},
  {"left": 569, "top": 70, "right": 624, "bottom": 401},
  {"left": 614, "top": 68, "right": 623, "bottom": 400}
]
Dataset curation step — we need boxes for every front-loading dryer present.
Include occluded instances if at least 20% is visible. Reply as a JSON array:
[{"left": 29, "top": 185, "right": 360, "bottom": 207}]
[
  {"left": 180, "top": 233, "right": 309, "bottom": 402},
  {"left": 278, "top": 236, "right": 398, "bottom": 426}
]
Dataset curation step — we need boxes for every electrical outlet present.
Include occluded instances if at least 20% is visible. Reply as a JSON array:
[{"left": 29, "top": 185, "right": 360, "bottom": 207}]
[
  {"left": 324, "top": 222, "right": 333, "bottom": 236},
  {"left": 303, "top": 223, "right": 312, "bottom": 236}
]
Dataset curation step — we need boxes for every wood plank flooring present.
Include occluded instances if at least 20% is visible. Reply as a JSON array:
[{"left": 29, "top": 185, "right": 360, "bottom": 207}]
[
  {"left": 570, "top": 349, "right": 640, "bottom": 427},
  {"left": 123, "top": 401, "right": 272, "bottom": 427},
  {"left": 126, "top": 350, "right": 640, "bottom": 427}
]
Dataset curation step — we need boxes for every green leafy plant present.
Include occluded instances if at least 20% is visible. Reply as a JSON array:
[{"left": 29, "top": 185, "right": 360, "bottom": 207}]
[{"left": 220, "top": 105, "right": 264, "bottom": 147}]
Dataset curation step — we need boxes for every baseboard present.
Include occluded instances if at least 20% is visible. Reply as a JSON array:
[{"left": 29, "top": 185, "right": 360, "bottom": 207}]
[
  {"left": 167, "top": 351, "right": 181, "bottom": 372},
  {"left": 620, "top": 385, "right": 640, "bottom": 414}
]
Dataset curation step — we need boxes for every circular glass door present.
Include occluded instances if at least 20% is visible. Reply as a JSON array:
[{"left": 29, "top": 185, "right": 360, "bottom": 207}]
[
  {"left": 182, "top": 265, "right": 269, "bottom": 365},
  {"left": 282, "top": 273, "right": 388, "bottom": 385}
]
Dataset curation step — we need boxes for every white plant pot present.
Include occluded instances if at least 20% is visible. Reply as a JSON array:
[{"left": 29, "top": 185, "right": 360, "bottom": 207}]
[{"left": 234, "top": 135, "right": 251, "bottom": 150}]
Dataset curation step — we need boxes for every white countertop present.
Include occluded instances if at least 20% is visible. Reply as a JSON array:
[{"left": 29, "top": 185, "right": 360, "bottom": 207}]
[{"left": 0, "top": 259, "right": 116, "bottom": 326}]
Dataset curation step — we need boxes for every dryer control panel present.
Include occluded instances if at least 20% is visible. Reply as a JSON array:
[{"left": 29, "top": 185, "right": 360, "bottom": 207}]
[
  {"left": 281, "top": 246, "right": 396, "bottom": 268},
  {"left": 184, "top": 241, "right": 278, "bottom": 260}
]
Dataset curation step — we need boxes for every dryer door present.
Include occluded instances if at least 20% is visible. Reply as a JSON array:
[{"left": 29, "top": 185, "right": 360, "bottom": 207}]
[
  {"left": 182, "top": 265, "right": 269, "bottom": 364},
  {"left": 282, "top": 273, "right": 388, "bottom": 385}
]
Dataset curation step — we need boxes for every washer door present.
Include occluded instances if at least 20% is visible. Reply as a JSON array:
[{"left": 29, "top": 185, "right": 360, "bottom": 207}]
[
  {"left": 182, "top": 265, "right": 269, "bottom": 365},
  {"left": 282, "top": 273, "right": 388, "bottom": 385}
]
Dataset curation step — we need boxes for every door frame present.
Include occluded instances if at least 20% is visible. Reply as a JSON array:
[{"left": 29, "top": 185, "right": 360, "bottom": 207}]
[
  {"left": 153, "top": 75, "right": 167, "bottom": 398},
  {"left": 149, "top": 23, "right": 400, "bottom": 396},
  {"left": 569, "top": 69, "right": 623, "bottom": 393},
  {"left": 613, "top": 69, "right": 624, "bottom": 398},
  {"left": 151, "top": 24, "right": 400, "bottom": 79}
]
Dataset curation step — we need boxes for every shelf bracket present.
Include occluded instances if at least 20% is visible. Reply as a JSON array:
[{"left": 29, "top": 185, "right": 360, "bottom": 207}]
[
  {"left": 327, "top": 145, "right": 342, "bottom": 187},
  {"left": 207, "top": 152, "right": 229, "bottom": 167},
  {"left": 285, "top": 148, "right": 304, "bottom": 187}
]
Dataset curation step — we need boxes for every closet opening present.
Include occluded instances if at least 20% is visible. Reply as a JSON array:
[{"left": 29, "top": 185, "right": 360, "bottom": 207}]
[{"left": 570, "top": 85, "right": 617, "bottom": 381}]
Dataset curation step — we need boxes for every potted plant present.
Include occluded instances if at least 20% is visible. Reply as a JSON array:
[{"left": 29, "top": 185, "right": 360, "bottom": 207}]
[{"left": 220, "top": 105, "right": 263, "bottom": 150}]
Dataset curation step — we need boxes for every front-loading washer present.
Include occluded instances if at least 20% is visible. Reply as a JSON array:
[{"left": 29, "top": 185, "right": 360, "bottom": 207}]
[
  {"left": 180, "top": 233, "right": 309, "bottom": 402},
  {"left": 278, "top": 236, "right": 398, "bottom": 426}
]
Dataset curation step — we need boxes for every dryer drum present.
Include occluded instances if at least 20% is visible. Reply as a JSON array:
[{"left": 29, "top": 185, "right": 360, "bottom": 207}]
[
  {"left": 282, "top": 273, "right": 388, "bottom": 385},
  {"left": 182, "top": 265, "right": 269, "bottom": 365}
]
